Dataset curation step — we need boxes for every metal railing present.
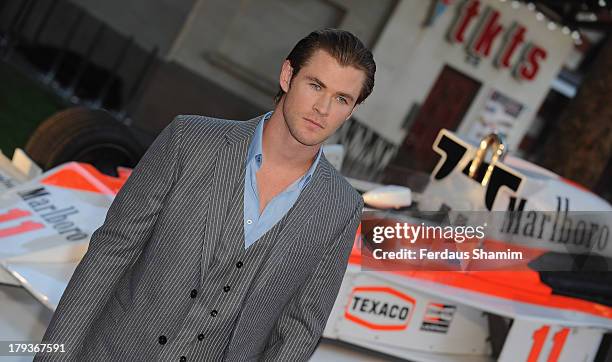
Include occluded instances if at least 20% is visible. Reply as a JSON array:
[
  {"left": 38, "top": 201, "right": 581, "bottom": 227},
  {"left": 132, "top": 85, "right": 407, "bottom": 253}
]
[{"left": 328, "top": 117, "right": 399, "bottom": 182}]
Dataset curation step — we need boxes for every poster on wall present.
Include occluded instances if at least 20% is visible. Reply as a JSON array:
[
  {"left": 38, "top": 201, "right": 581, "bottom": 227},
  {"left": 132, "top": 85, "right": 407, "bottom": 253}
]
[{"left": 466, "top": 89, "right": 525, "bottom": 144}]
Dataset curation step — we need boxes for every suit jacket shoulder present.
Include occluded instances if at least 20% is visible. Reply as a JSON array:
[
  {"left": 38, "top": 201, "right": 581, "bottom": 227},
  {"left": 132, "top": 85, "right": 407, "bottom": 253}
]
[
  {"left": 321, "top": 154, "right": 364, "bottom": 213},
  {"left": 177, "top": 114, "right": 236, "bottom": 145},
  {"left": 171, "top": 114, "right": 242, "bottom": 169}
]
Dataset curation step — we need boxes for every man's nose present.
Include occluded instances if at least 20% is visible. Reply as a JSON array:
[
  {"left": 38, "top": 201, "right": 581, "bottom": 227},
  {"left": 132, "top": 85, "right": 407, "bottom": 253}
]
[{"left": 313, "top": 95, "right": 331, "bottom": 116}]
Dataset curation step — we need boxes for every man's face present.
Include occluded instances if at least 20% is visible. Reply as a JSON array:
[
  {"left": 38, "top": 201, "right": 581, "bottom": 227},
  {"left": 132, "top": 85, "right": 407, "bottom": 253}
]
[{"left": 279, "top": 49, "right": 365, "bottom": 146}]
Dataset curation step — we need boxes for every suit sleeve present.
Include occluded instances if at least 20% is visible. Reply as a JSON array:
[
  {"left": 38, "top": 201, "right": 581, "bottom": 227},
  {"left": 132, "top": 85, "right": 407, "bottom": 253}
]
[
  {"left": 34, "top": 116, "right": 184, "bottom": 361},
  {"left": 260, "top": 197, "right": 364, "bottom": 362}
]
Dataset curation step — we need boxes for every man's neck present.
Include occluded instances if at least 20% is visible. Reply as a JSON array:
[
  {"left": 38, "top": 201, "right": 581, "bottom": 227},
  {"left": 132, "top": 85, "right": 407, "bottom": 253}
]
[{"left": 261, "top": 110, "right": 320, "bottom": 173}]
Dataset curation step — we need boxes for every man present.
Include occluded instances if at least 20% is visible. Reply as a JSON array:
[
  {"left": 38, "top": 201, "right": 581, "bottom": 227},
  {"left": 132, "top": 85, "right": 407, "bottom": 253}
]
[{"left": 35, "top": 28, "right": 375, "bottom": 361}]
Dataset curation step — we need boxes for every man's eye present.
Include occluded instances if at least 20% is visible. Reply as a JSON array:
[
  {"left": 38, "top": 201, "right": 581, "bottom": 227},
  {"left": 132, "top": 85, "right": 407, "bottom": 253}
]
[
  {"left": 337, "top": 96, "right": 347, "bottom": 104},
  {"left": 310, "top": 83, "right": 321, "bottom": 90}
]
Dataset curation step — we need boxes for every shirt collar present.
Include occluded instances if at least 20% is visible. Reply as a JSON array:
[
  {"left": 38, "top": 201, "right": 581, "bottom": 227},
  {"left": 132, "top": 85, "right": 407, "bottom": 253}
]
[{"left": 247, "top": 110, "right": 323, "bottom": 189}]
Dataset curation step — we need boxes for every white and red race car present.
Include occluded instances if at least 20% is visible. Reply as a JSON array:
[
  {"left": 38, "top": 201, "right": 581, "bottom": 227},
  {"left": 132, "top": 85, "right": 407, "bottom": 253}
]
[
  {"left": 324, "top": 130, "right": 612, "bottom": 362},
  {"left": 1, "top": 130, "right": 610, "bottom": 362}
]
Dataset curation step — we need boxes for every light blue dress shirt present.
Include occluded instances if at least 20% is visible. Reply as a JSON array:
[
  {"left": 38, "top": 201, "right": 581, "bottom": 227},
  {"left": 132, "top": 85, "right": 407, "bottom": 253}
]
[{"left": 243, "top": 110, "right": 323, "bottom": 249}]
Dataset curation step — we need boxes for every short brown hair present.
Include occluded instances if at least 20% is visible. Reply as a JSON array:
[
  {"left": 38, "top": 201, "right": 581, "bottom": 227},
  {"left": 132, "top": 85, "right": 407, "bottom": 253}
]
[{"left": 274, "top": 28, "right": 376, "bottom": 106}]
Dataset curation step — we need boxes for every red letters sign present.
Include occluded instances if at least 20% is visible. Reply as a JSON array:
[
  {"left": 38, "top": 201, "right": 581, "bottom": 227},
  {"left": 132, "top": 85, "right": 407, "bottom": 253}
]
[{"left": 447, "top": 0, "right": 547, "bottom": 81}]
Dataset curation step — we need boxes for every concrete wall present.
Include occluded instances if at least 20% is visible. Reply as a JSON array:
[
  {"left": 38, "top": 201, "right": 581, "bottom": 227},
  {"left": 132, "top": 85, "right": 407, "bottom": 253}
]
[
  {"left": 69, "top": 0, "right": 196, "bottom": 55},
  {"left": 167, "top": 0, "right": 397, "bottom": 112}
]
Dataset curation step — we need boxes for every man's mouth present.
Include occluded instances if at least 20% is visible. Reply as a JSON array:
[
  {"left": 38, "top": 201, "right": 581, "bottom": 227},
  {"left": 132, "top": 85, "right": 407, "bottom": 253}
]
[{"left": 304, "top": 117, "right": 324, "bottom": 129}]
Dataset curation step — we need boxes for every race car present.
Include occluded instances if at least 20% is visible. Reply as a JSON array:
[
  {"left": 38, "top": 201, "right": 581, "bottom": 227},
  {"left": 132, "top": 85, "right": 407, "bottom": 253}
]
[
  {"left": 323, "top": 130, "right": 612, "bottom": 362},
  {"left": 1, "top": 129, "right": 611, "bottom": 362},
  {"left": 0, "top": 147, "right": 129, "bottom": 358}
]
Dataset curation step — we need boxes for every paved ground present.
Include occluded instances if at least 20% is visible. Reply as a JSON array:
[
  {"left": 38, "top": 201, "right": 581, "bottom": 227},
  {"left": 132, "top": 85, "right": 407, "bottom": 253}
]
[{"left": 311, "top": 339, "right": 404, "bottom": 361}]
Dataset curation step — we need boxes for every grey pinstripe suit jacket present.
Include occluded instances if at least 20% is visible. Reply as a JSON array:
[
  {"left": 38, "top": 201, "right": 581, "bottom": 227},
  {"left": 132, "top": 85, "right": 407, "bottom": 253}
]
[{"left": 34, "top": 113, "right": 364, "bottom": 361}]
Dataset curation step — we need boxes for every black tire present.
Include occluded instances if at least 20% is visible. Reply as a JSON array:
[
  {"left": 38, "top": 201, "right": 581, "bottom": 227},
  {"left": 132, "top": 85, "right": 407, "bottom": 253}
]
[{"left": 25, "top": 107, "right": 145, "bottom": 176}]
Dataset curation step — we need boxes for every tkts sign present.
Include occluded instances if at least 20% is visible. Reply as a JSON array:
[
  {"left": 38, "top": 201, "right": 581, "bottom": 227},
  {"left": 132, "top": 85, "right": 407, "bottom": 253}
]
[{"left": 447, "top": 0, "right": 547, "bottom": 81}]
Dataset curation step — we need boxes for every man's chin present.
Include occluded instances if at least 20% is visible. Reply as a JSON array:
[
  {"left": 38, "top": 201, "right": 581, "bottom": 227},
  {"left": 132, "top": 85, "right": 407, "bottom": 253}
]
[
  {"left": 294, "top": 135, "right": 325, "bottom": 147},
  {"left": 285, "top": 120, "right": 326, "bottom": 146}
]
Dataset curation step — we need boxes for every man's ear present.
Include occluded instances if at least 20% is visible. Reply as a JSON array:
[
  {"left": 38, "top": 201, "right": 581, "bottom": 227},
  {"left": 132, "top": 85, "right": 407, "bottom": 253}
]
[{"left": 280, "top": 60, "right": 293, "bottom": 93}]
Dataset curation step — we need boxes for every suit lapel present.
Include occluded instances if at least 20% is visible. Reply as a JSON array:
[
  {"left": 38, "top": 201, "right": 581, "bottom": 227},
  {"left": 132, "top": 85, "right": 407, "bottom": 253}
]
[
  {"left": 200, "top": 116, "right": 259, "bottom": 281},
  {"left": 270, "top": 156, "right": 331, "bottom": 254}
]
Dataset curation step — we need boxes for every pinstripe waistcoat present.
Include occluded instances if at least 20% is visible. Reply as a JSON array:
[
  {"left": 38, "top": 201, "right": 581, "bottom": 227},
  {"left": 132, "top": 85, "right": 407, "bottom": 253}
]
[{"left": 34, "top": 113, "right": 364, "bottom": 362}]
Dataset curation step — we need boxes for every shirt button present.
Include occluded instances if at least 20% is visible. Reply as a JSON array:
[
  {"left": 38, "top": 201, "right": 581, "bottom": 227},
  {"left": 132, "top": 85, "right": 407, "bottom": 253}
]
[
  {"left": 210, "top": 309, "right": 218, "bottom": 317},
  {"left": 246, "top": 219, "right": 253, "bottom": 225},
  {"left": 158, "top": 335, "right": 167, "bottom": 345},
  {"left": 190, "top": 289, "right": 197, "bottom": 298},
  {"left": 180, "top": 356, "right": 187, "bottom": 362},
  {"left": 223, "top": 285, "right": 230, "bottom": 292},
  {"left": 236, "top": 261, "right": 243, "bottom": 268},
  {"left": 197, "top": 333, "right": 204, "bottom": 341}
]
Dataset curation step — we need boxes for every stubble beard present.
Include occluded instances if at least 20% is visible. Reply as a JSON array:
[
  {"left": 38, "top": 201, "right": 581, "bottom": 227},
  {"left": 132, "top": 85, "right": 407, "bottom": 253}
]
[{"left": 281, "top": 97, "right": 324, "bottom": 147}]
